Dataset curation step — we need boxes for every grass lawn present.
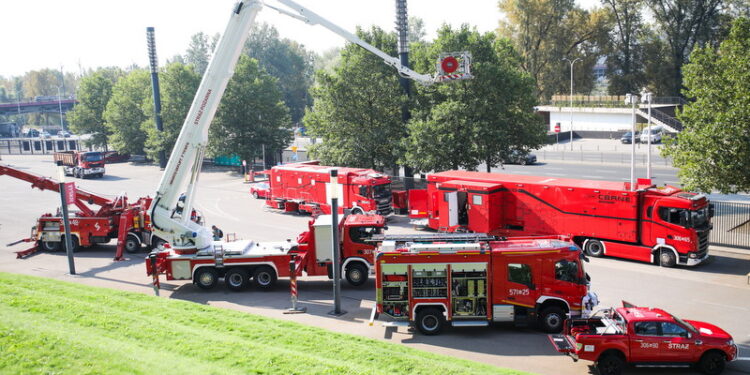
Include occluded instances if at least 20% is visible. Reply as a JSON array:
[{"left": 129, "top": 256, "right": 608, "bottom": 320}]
[{"left": 0, "top": 272, "right": 530, "bottom": 375}]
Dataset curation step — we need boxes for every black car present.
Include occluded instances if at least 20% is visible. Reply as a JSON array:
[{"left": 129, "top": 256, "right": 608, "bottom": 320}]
[
  {"left": 620, "top": 131, "right": 641, "bottom": 144},
  {"left": 502, "top": 150, "right": 537, "bottom": 165}
]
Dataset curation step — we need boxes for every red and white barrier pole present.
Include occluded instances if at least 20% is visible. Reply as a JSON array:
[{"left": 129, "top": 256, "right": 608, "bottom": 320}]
[{"left": 284, "top": 254, "right": 306, "bottom": 314}]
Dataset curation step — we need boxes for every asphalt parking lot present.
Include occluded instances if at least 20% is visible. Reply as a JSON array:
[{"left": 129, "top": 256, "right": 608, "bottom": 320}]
[{"left": 1, "top": 155, "right": 749, "bottom": 375}]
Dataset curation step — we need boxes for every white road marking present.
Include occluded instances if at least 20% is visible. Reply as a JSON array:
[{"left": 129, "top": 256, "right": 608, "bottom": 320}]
[
  {"left": 594, "top": 169, "right": 616, "bottom": 174},
  {"left": 699, "top": 301, "right": 749, "bottom": 311},
  {"left": 737, "top": 357, "right": 750, "bottom": 361}
]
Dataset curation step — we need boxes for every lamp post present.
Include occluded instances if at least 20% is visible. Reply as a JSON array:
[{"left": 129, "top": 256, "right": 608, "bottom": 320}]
[
  {"left": 57, "top": 161, "right": 76, "bottom": 275},
  {"left": 625, "top": 93, "right": 639, "bottom": 191},
  {"left": 328, "top": 169, "right": 346, "bottom": 316},
  {"left": 56, "top": 86, "right": 65, "bottom": 131},
  {"left": 641, "top": 90, "right": 653, "bottom": 179},
  {"left": 562, "top": 57, "right": 581, "bottom": 151}
]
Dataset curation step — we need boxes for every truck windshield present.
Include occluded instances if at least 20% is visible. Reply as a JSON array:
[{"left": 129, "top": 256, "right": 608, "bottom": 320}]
[
  {"left": 690, "top": 207, "right": 709, "bottom": 229},
  {"left": 554, "top": 259, "right": 580, "bottom": 283},
  {"left": 373, "top": 183, "right": 391, "bottom": 198},
  {"left": 672, "top": 315, "right": 697, "bottom": 333},
  {"left": 83, "top": 153, "right": 104, "bottom": 162}
]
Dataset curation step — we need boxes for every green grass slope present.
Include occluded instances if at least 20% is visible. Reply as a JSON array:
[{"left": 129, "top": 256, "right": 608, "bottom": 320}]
[{"left": 0, "top": 272, "right": 530, "bottom": 375}]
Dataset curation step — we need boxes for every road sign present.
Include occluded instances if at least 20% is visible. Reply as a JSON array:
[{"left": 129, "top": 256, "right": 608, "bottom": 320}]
[{"left": 554, "top": 123, "right": 561, "bottom": 133}]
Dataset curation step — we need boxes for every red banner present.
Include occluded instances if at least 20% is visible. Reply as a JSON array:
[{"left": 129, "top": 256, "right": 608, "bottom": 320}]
[{"left": 64, "top": 182, "right": 76, "bottom": 204}]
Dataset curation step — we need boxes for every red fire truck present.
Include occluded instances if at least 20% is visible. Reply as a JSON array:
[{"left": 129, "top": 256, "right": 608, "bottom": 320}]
[
  {"left": 53, "top": 151, "right": 106, "bottom": 178},
  {"left": 147, "top": 214, "right": 387, "bottom": 289},
  {"left": 265, "top": 161, "right": 393, "bottom": 216},
  {"left": 1, "top": 164, "right": 154, "bottom": 260},
  {"left": 408, "top": 171, "right": 713, "bottom": 267},
  {"left": 549, "top": 302, "right": 738, "bottom": 375},
  {"left": 373, "top": 236, "right": 598, "bottom": 335}
]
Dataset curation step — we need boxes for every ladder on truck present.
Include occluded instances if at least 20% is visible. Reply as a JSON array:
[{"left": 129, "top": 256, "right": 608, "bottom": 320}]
[{"left": 365, "top": 232, "right": 500, "bottom": 244}]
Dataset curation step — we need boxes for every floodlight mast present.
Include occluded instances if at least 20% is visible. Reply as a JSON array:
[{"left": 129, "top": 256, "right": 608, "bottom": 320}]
[{"left": 149, "top": 0, "right": 467, "bottom": 252}]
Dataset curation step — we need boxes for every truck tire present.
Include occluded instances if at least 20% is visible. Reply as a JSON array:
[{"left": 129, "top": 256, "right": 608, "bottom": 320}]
[
  {"left": 41, "top": 240, "right": 61, "bottom": 252},
  {"left": 62, "top": 236, "right": 80, "bottom": 252},
  {"left": 96, "top": 173, "right": 104, "bottom": 178},
  {"left": 658, "top": 249, "right": 677, "bottom": 267},
  {"left": 539, "top": 306, "right": 565, "bottom": 333},
  {"left": 252, "top": 266, "right": 277, "bottom": 291},
  {"left": 596, "top": 353, "right": 624, "bottom": 375},
  {"left": 124, "top": 236, "right": 141, "bottom": 253},
  {"left": 584, "top": 239, "right": 604, "bottom": 257},
  {"left": 225, "top": 268, "right": 250, "bottom": 292},
  {"left": 698, "top": 351, "right": 725, "bottom": 375},
  {"left": 416, "top": 307, "right": 445, "bottom": 335},
  {"left": 345, "top": 262, "right": 369, "bottom": 287},
  {"left": 194, "top": 267, "right": 219, "bottom": 290}
]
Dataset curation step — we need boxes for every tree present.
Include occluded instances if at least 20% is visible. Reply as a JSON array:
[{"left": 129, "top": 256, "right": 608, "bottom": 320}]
[
  {"left": 602, "top": 0, "right": 649, "bottom": 95},
  {"left": 142, "top": 62, "right": 201, "bottom": 164},
  {"left": 408, "top": 16, "right": 427, "bottom": 43},
  {"left": 647, "top": 0, "right": 726, "bottom": 96},
  {"left": 662, "top": 18, "right": 750, "bottom": 193},
  {"left": 244, "top": 23, "right": 314, "bottom": 124},
  {"left": 405, "top": 26, "right": 546, "bottom": 173},
  {"left": 209, "top": 55, "right": 291, "bottom": 165},
  {"left": 304, "top": 27, "right": 406, "bottom": 171},
  {"left": 184, "top": 32, "right": 212, "bottom": 76},
  {"left": 67, "top": 68, "right": 122, "bottom": 148},
  {"left": 103, "top": 69, "right": 151, "bottom": 155}
]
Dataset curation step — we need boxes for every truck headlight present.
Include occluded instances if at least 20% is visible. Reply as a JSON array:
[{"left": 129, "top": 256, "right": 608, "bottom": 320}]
[
  {"left": 727, "top": 339, "right": 734, "bottom": 346},
  {"left": 689, "top": 252, "right": 697, "bottom": 259}
]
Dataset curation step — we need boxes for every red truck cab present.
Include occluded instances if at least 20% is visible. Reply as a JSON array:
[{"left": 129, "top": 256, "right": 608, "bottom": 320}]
[{"left": 549, "top": 302, "right": 737, "bottom": 375}]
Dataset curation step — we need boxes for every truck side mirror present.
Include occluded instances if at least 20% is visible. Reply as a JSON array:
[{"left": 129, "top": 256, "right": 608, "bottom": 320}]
[{"left": 708, "top": 204, "right": 715, "bottom": 218}]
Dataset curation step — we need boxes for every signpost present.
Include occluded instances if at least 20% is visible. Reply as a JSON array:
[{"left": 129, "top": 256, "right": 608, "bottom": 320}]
[{"left": 554, "top": 122, "right": 561, "bottom": 144}]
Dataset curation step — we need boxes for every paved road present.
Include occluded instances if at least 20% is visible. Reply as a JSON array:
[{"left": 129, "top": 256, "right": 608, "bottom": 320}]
[
  {"left": 491, "top": 160, "right": 681, "bottom": 187},
  {"left": 1, "top": 155, "right": 748, "bottom": 375}
]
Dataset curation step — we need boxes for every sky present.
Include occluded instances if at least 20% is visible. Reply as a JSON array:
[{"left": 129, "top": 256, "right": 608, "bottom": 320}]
[{"left": 0, "top": 0, "right": 598, "bottom": 78}]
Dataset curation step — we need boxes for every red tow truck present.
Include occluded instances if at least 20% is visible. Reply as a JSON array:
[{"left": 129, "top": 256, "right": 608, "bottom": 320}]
[
  {"left": 147, "top": 214, "right": 387, "bottom": 290},
  {"left": 0, "top": 164, "right": 155, "bottom": 259},
  {"left": 408, "top": 171, "right": 713, "bottom": 267},
  {"left": 373, "top": 236, "right": 598, "bottom": 334},
  {"left": 266, "top": 161, "right": 393, "bottom": 216},
  {"left": 549, "top": 302, "right": 738, "bottom": 375},
  {"left": 53, "top": 151, "right": 106, "bottom": 178}
]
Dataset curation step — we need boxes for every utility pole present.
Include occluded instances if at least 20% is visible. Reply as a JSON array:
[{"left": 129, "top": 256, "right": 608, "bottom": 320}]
[
  {"left": 641, "top": 91, "right": 653, "bottom": 179},
  {"left": 625, "top": 93, "right": 639, "bottom": 191},
  {"left": 147, "top": 27, "right": 167, "bottom": 169},
  {"left": 562, "top": 57, "right": 581, "bottom": 151},
  {"left": 395, "top": 0, "right": 414, "bottom": 189},
  {"left": 328, "top": 169, "right": 346, "bottom": 316}
]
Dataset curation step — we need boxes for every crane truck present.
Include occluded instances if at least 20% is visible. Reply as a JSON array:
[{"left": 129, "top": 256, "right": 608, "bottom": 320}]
[
  {"left": 408, "top": 171, "right": 713, "bottom": 267},
  {"left": 145, "top": 0, "right": 470, "bottom": 288}
]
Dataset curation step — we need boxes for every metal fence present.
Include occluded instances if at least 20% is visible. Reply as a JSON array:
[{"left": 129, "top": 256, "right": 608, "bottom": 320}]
[
  {"left": 710, "top": 201, "right": 750, "bottom": 250},
  {"left": 0, "top": 138, "right": 84, "bottom": 155}
]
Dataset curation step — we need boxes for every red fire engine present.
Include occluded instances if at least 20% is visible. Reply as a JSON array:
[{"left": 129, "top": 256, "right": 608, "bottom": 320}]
[
  {"left": 373, "top": 236, "right": 598, "bottom": 335},
  {"left": 549, "top": 302, "right": 738, "bottom": 375},
  {"left": 265, "top": 161, "right": 393, "bottom": 216},
  {"left": 53, "top": 151, "right": 106, "bottom": 178},
  {"left": 1, "top": 164, "right": 154, "bottom": 260},
  {"left": 147, "top": 214, "right": 386, "bottom": 289},
  {"left": 408, "top": 171, "right": 713, "bottom": 267}
]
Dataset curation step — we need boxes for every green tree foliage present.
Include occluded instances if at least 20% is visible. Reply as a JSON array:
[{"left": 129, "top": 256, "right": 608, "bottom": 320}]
[
  {"left": 647, "top": 0, "right": 726, "bottom": 96},
  {"left": 103, "top": 70, "right": 150, "bottom": 155},
  {"left": 662, "top": 18, "right": 750, "bottom": 193},
  {"left": 209, "top": 55, "right": 291, "bottom": 164},
  {"left": 244, "top": 23, "right": 314, "bottom": 124},
  {"left": 497, "top": 0, "right": 609, "bottom": 99},
  {"left": 142, "top": 62, "right": 200, "bottom": 164},
  {"left": 602, "top": 0, "right": 649, "bottom": 95},
  {"left": 67, "top": 68, "right": 122, "bottom": 148},
  {"left": 304, "top": 27, "right": 406, "bottom": 170},
  {"left": 405, "top": 26, "right": 545, "bottom": 173},
  {"left": 408, "top": 17, "right": 427, "bottom": 43},
  {"left": 184, "top": 32, "right": 217, "bottom": 76}
]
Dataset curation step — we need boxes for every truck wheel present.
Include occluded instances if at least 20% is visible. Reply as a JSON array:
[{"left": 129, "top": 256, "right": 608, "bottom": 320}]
[
  {"left": 62, "top": 236, "right": 80, "bottom": 252},
  {"left": 124, "top": 236, "right": 141, "bottom": 253},
  {"left": 152, "top": 238, "right": 167, "bottom": 250},
  {"left": 253, "top": 266, "right": 277, "bottom": 291},
  {"left": 96, "top": 173, "right": 104, "bottom": 178},
  {"left": 698, "top": 351, "right": 725, "bottom": 375},
  {"left": 540, "top": 306, "right": 565, "bottom": 333},
  {"left": 351, "top": 207, "right": 364, "bottom": 215},
  {"left": 584, "top": 239, "right": 604, "bottom": 257},
  {"left": 194, "top": 268, "right": 219, "bottom": 290},
  {"left": 40, "top": 240, "right": 61, "bottom": 252},
  {"left": 252, "top": 191, "right": 259, "bottom": 199},
  {"left": 416, "top": 307, "right": 445, "bottom": 335},
  {"left": 224, "top": 268, "right": 250, "bottom": 292},
  {"left": 345, "top": 263, "right": 369, "bottom": 287},
  {"left": 596, "top": 353, "right": 624, "bottom": 375},
  {"left": 658, "top": 249, "right": 677, "bottom": 267},
  {"left": 75, "top": 169, "right": 82, "bottom": 179}
]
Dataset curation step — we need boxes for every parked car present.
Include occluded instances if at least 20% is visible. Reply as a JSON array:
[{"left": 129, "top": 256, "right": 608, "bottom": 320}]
[
  {"left": 25, "top": 129, "right": 40, "bottom": 138},
  {"left": 620, "top": 131, "right": 640, "bottom": 144},
  {"left": 640, "top": 126, "right": 663, "bottom": 144},
  {"left": 501, "top": 150, "right": 537, "bottom": 165},
  {"left": 58, "top": 130, "right": 72, "bottom": 138},
  {"left": 249, "top": 182, "right": 270, "bottom": 199},
  {"left": 102, "top": 151, "right": 131, "bottom": 163},
  {"left": 39, "top": 131, "right": 51, "bottom": 139}
]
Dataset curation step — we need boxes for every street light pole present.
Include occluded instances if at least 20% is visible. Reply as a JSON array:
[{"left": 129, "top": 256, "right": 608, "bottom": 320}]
[
  {"left": 641, "top": 91, "right": 653, "bottom": 179},
  {"left": 328, "top": 169, "right": 346, "bottom": 316},
  {"left": 56, "top": 86, "right": 65, "bottom": 131},
  {"left": 563, "top": 57, "right": 581, "bottom": 151},
  {"left": 57, "top": 162, "right": 76, "bottom": 275},
  {"left": 625, "top": 93, "right": 639, "bottom": 191}
]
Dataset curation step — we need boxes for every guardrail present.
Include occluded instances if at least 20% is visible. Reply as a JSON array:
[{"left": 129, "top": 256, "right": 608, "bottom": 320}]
[{"left": 711, "top": 201, "right": 750, "bottom": 250}]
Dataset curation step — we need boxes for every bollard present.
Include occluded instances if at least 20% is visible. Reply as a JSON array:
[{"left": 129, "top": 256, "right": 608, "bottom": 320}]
[
  {"left": 284, "top": 255, "right": 306, "bottom": 314},
  {"left": 149, "top": 253, "right": 160, "bottom": 296}
]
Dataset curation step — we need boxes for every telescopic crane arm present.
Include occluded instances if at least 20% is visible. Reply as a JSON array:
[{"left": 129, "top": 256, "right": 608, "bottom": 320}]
[{"left": 149, "top": 0, "right": 461, "bottom": 252}]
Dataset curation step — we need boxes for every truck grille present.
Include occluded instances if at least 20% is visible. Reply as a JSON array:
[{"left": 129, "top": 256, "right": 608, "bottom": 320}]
[
  {"left": 377, "top": 196, "right": 393, "bottom": 215},
  {"left": 697, "top": 229, "right": 709, "bottom": 258}
]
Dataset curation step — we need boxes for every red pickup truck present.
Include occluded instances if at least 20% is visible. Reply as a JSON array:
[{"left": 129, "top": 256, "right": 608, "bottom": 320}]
[{"left": 549, "top": 302, "right": 737, "bottom": 375}]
